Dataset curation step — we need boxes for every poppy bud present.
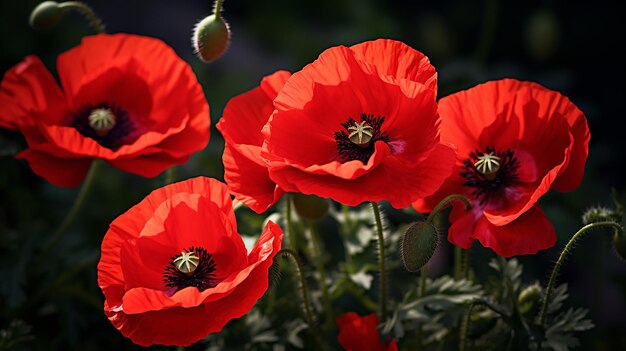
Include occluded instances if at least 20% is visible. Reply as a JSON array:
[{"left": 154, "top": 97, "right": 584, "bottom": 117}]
[
  {"left": 29, "top": 1, "right": 64, "bottom": 30},
  {"left": 192, "top": 14, "right": 230, "bottom": 63},
  {"left": 518, "top": 283, "right": 542, "bottom": 314},
  {"left": 400, "top": 221, "right": 438, "bottom": 272},
  {"left": 582, "top": 206, "right": 622, "bottom": 226},
  {"left": 292, "top": 193, "right": 329, "bottom": 222}
]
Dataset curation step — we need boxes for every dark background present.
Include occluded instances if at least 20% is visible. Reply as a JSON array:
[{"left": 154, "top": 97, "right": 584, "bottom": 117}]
[{"left": 1, "top": 0, "right": 625, "bottom": 350}]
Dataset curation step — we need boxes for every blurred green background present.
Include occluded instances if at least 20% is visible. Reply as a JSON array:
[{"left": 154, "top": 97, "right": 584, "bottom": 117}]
[{"left": 1, "top": 0, "right": 625, "bottom": 350}]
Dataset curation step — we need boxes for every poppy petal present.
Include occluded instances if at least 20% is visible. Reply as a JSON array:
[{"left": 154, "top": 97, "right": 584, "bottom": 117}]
[
  {"left": 350, "top": 39, "right": 437, "bottom": 93},
  {"left": 16, "top": 149, "right": 91, "bottom": 188},
  {"left": 0, "top": 55, "right": 66, "bottom": 130}
]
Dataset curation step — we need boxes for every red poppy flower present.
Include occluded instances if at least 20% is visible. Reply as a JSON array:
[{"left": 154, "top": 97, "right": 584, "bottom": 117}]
[
  {"left": 261, "top": 39, "right": 456, "bottom": 208},
  {"left": 0, "top": 34, "right": 210, "bottom": 187},
  {"left": 336, "top": 313, "right": 398, "bottom": 351},
  {"left": 413, "top": 79, "right": 590, "bottom": 257},
  {"left": 97, "top": 177, "right": 283, "bottom": 346},
  {"left": 217, "top": 70, "right": 291, "bottom": 213}
]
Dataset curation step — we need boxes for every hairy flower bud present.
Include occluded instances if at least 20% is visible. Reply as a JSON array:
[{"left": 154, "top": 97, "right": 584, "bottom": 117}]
[
  {"left": 582, "top": 206, "right": 622, "bottom": 226},
  {"left": 30, "top": 1, "right": 64, "bottom": 30},
  {"left": 192, "top": 14, "right": 230, "bottom": 63},
  {"left": 401, "top": 221, "right": 439, "bottom": 273}
]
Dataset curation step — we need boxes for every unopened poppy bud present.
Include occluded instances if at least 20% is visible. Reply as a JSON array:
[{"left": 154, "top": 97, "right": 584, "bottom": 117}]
[
  {"left": 192, "top": 14, "right": 230, "bottom": 63},
  {"left": 292, "top": 193, "right": 329, "bottom": 222},
  {"left": 582, "top": 206, "right": 622, "bottom": 227},
  {"left": 30, "top": 1, "right": 64, "bottom": 30},
  {"left": 400, "top": 221, "right": 438, "bottom": 273},
  {"left": 518, "top": 283, "right": 542, "bottom": 314}
]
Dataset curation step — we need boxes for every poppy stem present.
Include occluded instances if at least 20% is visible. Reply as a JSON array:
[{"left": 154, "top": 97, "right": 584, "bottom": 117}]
[
  {"left": 58, "top": 1, "right": 106, "bottom": 33},
  {"left": 462, "top": 247, "right": 472, "bottom": 280},
  {"left": 370, "top": 201, "right": 388, "bottom": 323},
  {"left": 165, "top": 166, "right": 177, "bottom": 185},
  {"left": 285, "top": 194, "right": 298, "bottom": 250},
  {"left": 459, "top": 301, "right": 476, "bottom": 351},
  {"left": 44, "top": 159, "right": 100, "bottom": 254},
  {"left": 454, "top": 246, "right": 463, "bottom": 280},
  {"left": 415, "top": 264, "right": 429, "bottom": 349},
  {"left": 538, "top": 221, "right": 623, "bottom": 326},
  {"left": 277, "top": 248, "right": 326, "bottom": 350},
  {"left": 305, "top": 223, "right": 334, "bottom": 331},
  {"left": 213, "top": 0, "right": 224, "bottom": 19}
]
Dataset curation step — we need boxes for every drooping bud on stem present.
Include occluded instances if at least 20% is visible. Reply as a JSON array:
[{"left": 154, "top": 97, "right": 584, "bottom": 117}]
[
  {"left": 29, "top": 1, "right": 106, "bottom": 33},
  {"left": 192, "top": 0, "right": 230, "bottom": 63},
  {"left": 517, "top": 283, "right": 542, "bottom": 314},
  {"left": 29, "top": 1, "right": 64, "bottom": 30},
  {"left": 401, "top": 221, "right": 439, "bottom": 272}
]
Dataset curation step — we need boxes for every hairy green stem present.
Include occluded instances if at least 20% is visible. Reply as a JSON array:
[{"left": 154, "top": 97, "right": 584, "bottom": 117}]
[
  {"left": 278, "top": 249, "right": 325, "bottom": 350},
  {"left": 285, "top": 194, "right": 298, "bottom": 250},
  {"left": 538, "top": 221, "right": 623, "bottom": 325},
  {"left": 213, "top": 0, "right": 224, "bottom": 18},
  {"left": 454, "top": 246, "right": 462, "bottom": 280},
  {"left": 371, "top": 201, "right": 388, "bottom": 322},
  {"left": 44, "top": 160, "right": 100, "bottom": 253},
  {"left": 459, "top": 302, "right": 476, "bottom": 351},
  {"left": 58, "top": 1, "right": 106, "bottom": 33},
  {"left": 306, "top": 223, "right": 334, "bottom": 330},
  {"left": 416, "top": 265, "right": 429, "bottom": 350},
  {"left": 462, "top": 247, "right": 471, "bottom": 280}
]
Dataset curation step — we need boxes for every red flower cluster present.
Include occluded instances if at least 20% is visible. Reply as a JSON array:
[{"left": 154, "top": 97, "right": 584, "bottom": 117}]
[
  {"left": 414, "top": 79, "right": 589, "bottom": 257},
  {"left": 336, "top": 312, "right": 398, "bottom": 351},
  {"left": 97, "top": 177, "right": 283, "bottom": 346},
  {"left": 0, "top": 34, "right": 210, "bottom": 187},
  {"left": 219, "top": 39, "right": 455, "bottom": 209}
]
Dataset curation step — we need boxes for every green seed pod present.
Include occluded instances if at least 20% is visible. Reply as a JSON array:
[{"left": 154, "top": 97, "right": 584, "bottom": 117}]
[
  {"left": 401, "top": 221, "right": 438, "bottom": 273},
  {"left": 29, "top": 1, "right": 64, "bottom": 30},
  {"left": 292, "top": 194, "right": 329, "bottom": 222},
  {"left": 192, "top": 14, "right": 230, "bottom": 63}
]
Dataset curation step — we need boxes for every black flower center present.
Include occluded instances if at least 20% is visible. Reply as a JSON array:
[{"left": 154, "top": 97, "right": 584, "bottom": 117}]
[
  {"left": 460, "top": 147, "right": 521, "bottom": 205},
  {"left": 71, "top": 103, "right": 135, "bottom": 150},
  {"left": 163, "top": 247, "right": 218, "bottom": 292},
  {"left": 334, "top": 113, "right": 389, "bottom": 163}
]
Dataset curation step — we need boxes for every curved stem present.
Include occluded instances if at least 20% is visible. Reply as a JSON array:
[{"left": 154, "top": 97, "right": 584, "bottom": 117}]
[
  {"left": 58, "top": 1, "right": 106, "bottom": 33},
  {"left": 278, "top": 249, "right": 325, "bottom": 350},
  {"left": 370, "top": 202, "right": 388, "bottom": 323},
  {"left": 43, "top": 160, "right": 100, "bottom": 253},
  {"left": 538, "top": 221, "right": 623, "bottom": 325},
  {"left": 426, "top": 194, "right": 471, "bottom": 224}
]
